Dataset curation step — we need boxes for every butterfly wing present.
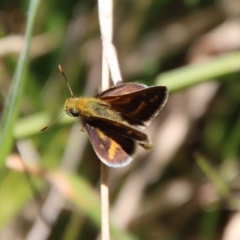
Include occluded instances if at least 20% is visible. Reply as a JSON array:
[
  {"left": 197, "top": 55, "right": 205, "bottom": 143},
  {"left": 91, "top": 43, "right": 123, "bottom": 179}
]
[
  {"left": 99, "top": 82, "right": 147, "bottom": 96},
  {"left": 85, "top": 123, "right": 136, "bottom": 167},
  {"left": 82, "top": 83, "right": 167, "bottom": 167},
  {"left": 99, "top": 83, "right": 168, "bottom": 126},
  {"left": 86, "top": 117, "right": 153, "bottom": 149}
]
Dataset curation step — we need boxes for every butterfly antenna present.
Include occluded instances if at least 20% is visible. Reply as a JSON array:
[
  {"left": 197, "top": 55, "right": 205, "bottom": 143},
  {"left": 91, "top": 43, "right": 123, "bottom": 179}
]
[
  {"left": 41, "top": 113, "right": 66, "bottom": 131},
  {"left": 58, "top": 64, "right": 74, "bottom": 97}
]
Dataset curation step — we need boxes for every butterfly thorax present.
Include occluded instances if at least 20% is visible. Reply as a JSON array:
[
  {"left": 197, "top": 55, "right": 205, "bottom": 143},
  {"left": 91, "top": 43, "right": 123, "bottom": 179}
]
[{"left": 64, "top": 97, "right": 125, "bottom": 123}]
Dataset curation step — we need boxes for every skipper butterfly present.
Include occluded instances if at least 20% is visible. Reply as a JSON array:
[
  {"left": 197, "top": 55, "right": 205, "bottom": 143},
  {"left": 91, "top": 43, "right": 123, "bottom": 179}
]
[{"left": 42, "top": 66, "right": 168, "bottom": 168}]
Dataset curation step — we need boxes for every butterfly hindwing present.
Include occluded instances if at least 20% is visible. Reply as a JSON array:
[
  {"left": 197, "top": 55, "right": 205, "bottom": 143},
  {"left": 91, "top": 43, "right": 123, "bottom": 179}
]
[{"left": 85, "top": 123, "right": 136, "bottom": 167}]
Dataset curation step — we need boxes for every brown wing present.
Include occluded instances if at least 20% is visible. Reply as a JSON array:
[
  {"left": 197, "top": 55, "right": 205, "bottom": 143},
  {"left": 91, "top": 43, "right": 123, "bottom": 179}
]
[
  {"left": 86, "top": 117, "right": 152, "bottom": 145},
  {"left": 85, "top": 123, "right": 136, "bottom": 168},
  {"left": 100, "top": 85, "right": 168, "bottom": 126},
  {"left": 99, "top": 83, "right": 147, "bottom": 97}
]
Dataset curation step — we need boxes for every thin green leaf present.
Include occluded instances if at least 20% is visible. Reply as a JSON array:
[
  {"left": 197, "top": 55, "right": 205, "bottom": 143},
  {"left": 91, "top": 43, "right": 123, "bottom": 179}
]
[
  {"left": 0, "top": 0, "right": 40, "bottom": 166},
  {"left": 157, "top": 51, "right": 240, "bottom": 91}
]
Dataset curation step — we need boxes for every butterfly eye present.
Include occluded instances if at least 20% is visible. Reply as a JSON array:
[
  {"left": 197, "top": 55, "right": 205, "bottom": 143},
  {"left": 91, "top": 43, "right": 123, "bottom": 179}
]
[{"left": 69, "top": 108, "right": 79, "bottom": 117}]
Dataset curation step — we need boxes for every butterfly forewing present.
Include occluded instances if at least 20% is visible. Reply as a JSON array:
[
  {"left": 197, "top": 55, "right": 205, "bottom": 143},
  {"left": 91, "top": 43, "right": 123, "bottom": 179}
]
[
  {"left": 87, "top": 117, "right": 152, "bottom": 145},
  {"left": 100, "top": 84, "right": 168, "bottom": 126},
  {"left": 99, "top": 82, "right": 146, "bottom": 96},
  {"left": 85, "top": 123, "right": 136, "bottom": 167}
]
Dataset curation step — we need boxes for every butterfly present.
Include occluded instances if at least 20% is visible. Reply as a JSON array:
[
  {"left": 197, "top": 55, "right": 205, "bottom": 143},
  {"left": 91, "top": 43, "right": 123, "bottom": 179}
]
[{"left": 42, "top": 66, "right": 168, "bottom": 168}]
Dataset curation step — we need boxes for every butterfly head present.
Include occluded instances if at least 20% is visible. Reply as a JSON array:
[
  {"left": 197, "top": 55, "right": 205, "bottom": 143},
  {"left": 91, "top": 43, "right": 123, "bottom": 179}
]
[{"left": 64, "top": 98, "right": 80, "bottom": 117}]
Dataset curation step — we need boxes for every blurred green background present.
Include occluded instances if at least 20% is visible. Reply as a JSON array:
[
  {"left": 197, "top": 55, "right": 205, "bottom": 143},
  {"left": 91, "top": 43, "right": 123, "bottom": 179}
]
[{"left": 1, "top": 0, "right": 240, "bottom": 239}]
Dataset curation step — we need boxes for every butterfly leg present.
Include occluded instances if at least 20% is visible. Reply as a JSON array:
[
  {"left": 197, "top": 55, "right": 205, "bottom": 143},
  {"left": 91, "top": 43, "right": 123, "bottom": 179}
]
[
  {"left": 139, "top": 141, "right": 153, "bottom": 150},
  {"left": 80, "top": 127, "right": 86, "bottom": 132}
]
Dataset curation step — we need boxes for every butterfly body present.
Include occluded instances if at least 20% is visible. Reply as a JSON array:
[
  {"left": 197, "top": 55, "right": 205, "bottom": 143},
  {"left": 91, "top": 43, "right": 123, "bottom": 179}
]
[
  {"left": 65, "top": 97, "right": 124, "bottom": 123},
  {"left": 63, "top": 83, "right": 168, "bottom": 168}
]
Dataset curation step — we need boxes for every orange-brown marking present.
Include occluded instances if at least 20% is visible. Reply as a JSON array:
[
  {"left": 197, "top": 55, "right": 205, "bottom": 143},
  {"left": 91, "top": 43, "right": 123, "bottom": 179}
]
[{"left": 108, "top": 140, "right": 120, "bottom": 160}]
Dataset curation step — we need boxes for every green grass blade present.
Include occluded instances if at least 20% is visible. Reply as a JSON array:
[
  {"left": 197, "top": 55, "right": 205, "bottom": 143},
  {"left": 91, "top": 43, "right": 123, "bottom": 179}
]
[
  {"left": 196, "top": 154, "right": 229, "bottom": 198},
  {"left": 54, "top": 171, "right": 137, "bottom": 240},
  {"left": 0, "top": 0, "right": 40, "bottom": 166},
  {"left": 157, "top": 51, "right": 240, "bottom": 91}
]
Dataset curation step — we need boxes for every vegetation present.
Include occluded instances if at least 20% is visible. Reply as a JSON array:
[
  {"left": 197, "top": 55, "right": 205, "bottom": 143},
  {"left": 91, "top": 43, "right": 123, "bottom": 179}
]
[{"left": 0, "top": 0, "right": 240, "bottom": 239}]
